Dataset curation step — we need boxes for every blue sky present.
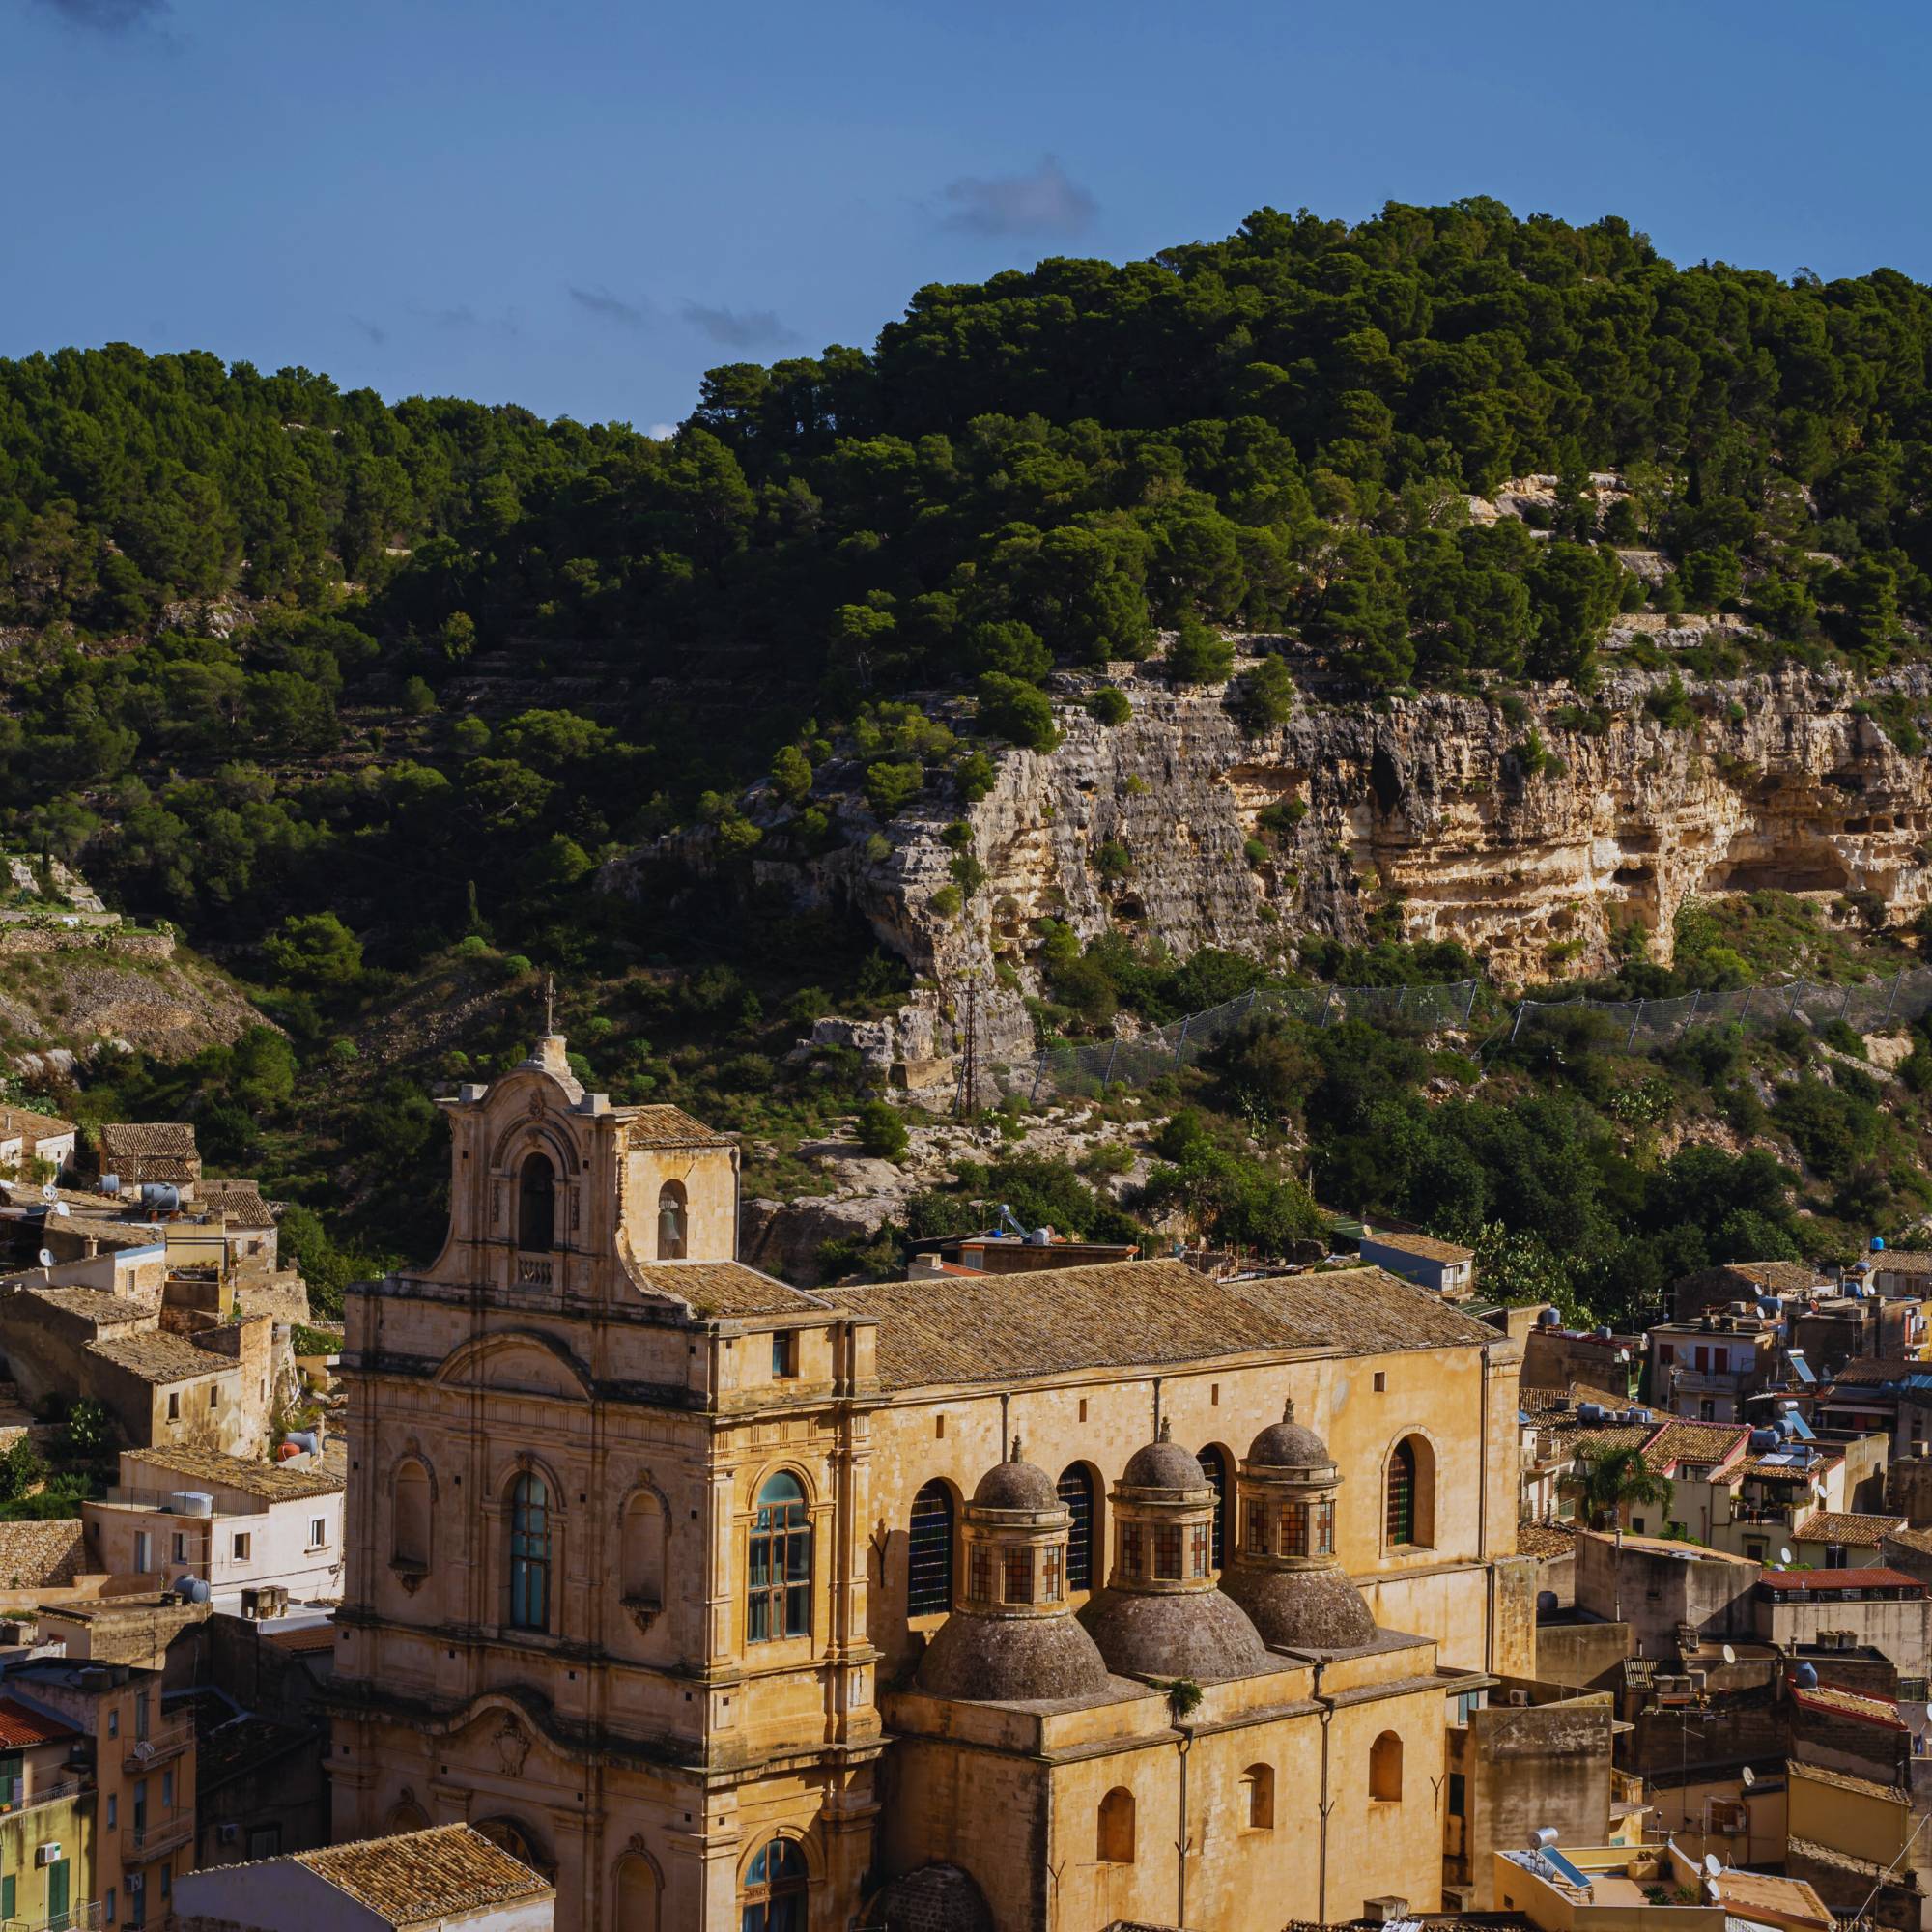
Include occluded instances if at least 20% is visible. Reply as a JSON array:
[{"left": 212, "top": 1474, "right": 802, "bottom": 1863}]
[{"left": 4, "top": 0, "right": 1927, "bottom": 432}]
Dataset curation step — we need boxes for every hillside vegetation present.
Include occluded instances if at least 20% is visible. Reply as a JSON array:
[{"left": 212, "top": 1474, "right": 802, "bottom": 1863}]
[{"left": 7, "top": 196, "right": 1932, "bottom": 1312}]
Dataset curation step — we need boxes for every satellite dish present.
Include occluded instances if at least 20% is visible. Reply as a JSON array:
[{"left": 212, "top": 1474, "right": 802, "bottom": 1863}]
[
  {"left": 1742, "top": 1766, "right": 1756, "bottom": 1787},
  {"left": 50, "top": 1203, "right": 67, "bottom": 1217},
  {"left": 1721, "top": 1645, "right": 1736, "bottom": 1665},
  {"left": 35, "top": 1250, "right": 52, "bottom": 1270},
  {"left": 1779, "top": 1548, "right": 1793, "bottom": 1565},
  {"left": 1704, "top": 1879, "right": 1721, "bottom": 1902},
  {"left": 1704, "top": 1855, "right": 1721, "bottom": 1878},
  {"left": 1923, "top": 1703, "right": 1932, "bottom": 1726},
  {"left": 39, "top": 1183, "right": 55, "bottom": 1202}
]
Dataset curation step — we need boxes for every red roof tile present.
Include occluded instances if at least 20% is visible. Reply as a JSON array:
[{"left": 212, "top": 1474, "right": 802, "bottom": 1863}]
[
  {"left": 1764, "top": 1568, "right": 1925, "bottom": 1593},
  {"left": 0, "top": 1697, "right": 76, "bottom": 1748}
]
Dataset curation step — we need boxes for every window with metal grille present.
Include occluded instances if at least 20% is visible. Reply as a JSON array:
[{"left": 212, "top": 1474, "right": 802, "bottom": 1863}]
[
  {"left": 1058, "top": 1465, "right": 1094, "bottom": 1589},
  {"left": 1316, "top": 1498, "right": 1336, "bottom": 1556},
  {"left": 907, "top": 1481, "right": 953, "bottom": 1616},
  {"left": 1153, "top": 1523, "right": 1181, "bottom": 1579},
  {"left": 1121, "top": 1521, "right": 1145, "bottom": 1578},
  {"left": 1003, "top": 1547, "right": 1034, "bottom": 1604},
  {"left": 968, "top": 1545, "right": 993, "bottom": 1604},
  {"left": 1280, "top": 1502, "right": 1308, "bottom": 1558},
  {"left": 740, "top": 1837, "right": 808, "bottom": 1932},
  {"left": 1386, "top": 1440, "right": 1416, "bottom": 1548},
  {"left": 1246, "top": 1500, "right": 1269, "bottom": 1558},
  {"left": 1197, "top": 1446, "right": 1227, "bottom": 1567},
  {"left": 1190, "top": 1523, "right": 1210, "bottom": 1577},
  {"left": 1041, "top": 1544, "right": 1062, "bottom": 1601}
]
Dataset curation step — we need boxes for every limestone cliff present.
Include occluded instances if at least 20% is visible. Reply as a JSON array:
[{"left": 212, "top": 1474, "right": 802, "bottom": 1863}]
[{"left": 618, "top": 658, "right": 1932, "bottom": 1094}]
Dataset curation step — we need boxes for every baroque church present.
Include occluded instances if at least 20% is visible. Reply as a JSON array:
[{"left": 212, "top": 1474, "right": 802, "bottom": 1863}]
[{"left": 329, "top": 1034, "right": 1537, "bottom": 1932}]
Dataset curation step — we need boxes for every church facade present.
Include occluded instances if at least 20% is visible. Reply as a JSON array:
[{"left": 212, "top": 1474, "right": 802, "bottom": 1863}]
[{"left": 329, "top": 1036, "right": 1537, "bottom": 1932}]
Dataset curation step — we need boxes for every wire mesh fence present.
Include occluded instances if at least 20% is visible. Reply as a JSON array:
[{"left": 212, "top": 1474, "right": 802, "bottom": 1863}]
[{"left": 993, "top": 966, "right": 1932, "bottom": 1105}]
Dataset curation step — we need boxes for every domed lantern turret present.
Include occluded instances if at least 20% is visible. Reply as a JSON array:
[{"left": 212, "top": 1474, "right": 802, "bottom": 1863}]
[
  {"left": 1078, "top": 1418, "right": 1268, "bottom": 1678},
  {"left": 915, "top": 1439, "right": 1111, "bottom": 1701},
  {"left": 1221, "top": 1400, "right": 1378, "bottom": 1650}
]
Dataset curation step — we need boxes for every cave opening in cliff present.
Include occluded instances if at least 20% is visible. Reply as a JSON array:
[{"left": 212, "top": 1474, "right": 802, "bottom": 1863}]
[
  {"left": 1371, "top": 747, "right": 1404, "bottom": 817},
  {"left": 1706, "top": 841, "right": 1852, "bottom": 895}
]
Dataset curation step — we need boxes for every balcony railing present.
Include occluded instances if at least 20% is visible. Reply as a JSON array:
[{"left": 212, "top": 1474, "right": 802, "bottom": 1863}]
[
  {"left": 121, "top": 1811, "right": 192, "bottom": 1861},
  {"left": 0, "top": 1778, "right": 83, "bottom": 1818},
  {"left": 122, "top": 1723, "right": 192, "bottom": 1776},
  {"left": 513, "top": 1253, "right": 554, "bottom": 1288},
  {"left": 2, "top": 1906, "right": 104, "bottom": 1932}
]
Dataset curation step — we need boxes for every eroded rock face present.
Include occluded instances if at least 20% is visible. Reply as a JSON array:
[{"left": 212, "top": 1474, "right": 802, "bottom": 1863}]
[
  {"left": 614, "top": 660, "right": 1932, "bottom": 1093},
  {"left": 848, "top": 661, "right": 1932, "bottom": 1001}
]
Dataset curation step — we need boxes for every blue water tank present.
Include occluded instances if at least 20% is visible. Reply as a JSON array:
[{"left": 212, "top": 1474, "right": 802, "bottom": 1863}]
[
  {"left": 1874, "top": 1236, "right": 1889, "bottom": 1252},
  {"left": 1795, "top": 1662, "right": 1820, "bottom": 1688}
]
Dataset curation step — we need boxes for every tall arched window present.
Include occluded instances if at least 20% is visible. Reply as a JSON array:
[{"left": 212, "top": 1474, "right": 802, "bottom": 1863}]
[
  {"left": 1096, "top": 1787, "right": 1135, "bottom": 1863},
  {"left": 615, "top": 1854, "right": 661, "bottom": 1932},
  {"left": 1385, "top": 1435, "right": 1435, "bottom": 1548},
  {"left": 907, "top": 1480, "right": 954, "bottom": 1616},
  {"left": 1196, "top": 1446, "right": 1228, "bottom": 1569},
  {"left": 657, "top": 1182, "right": 688, "bottom": 1261},
  {"left": 748, "top": 1473, "right": 810, "bottom": 1642},
  {"left": 508, "top": 1472, "right": 552, "bottom": 1632},
  {"left": 621, "top": 1492, "right": 666, "bottom": 1606},
  {"left": 1386, "top": 1438, "right": 1417, "bottom": 1548},
  {"left": 518, "top": 1153, "right": 555, "bottom": 1253},
  {"left": 1058, "top": 1463, "right": 1094, "bottom": 1591},
  {"left": 392, "top": 1461, "right": 431, "bottom": 1572},
  {"left": 741, "top": 1838, "right": 808, "bottom": 1932},
  {"left": 1370, "top": 1730, "right": 1404, "bottom": 1802},
  {"left": 1241, "top": 1763, "right": 1275, "bottom": 1831}
]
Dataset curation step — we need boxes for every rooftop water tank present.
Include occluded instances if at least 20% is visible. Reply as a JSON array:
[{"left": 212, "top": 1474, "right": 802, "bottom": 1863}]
[
  {"left": 170, "top": 1577, "right": 211, "bottom": 1605},
  {"left": 1795, "top": 1662, "right": 1820, "bottom": 1688},
  {"left": 167, "top": 1492, "right": 213, "bottom": 1518},
  {"left": 139, "top": 1183, "right": 179, "bottom": 1213},
  {"left": 283, "top": 1430, "right": 319, "bottom": 1457}
]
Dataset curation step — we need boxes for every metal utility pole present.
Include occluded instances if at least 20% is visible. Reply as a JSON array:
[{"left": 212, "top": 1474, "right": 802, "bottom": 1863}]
[{"left": 954, "top": 978, "right": 979, "bottom": 1120}]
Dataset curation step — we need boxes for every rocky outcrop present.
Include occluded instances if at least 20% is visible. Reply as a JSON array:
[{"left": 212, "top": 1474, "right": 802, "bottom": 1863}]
[{"left": 612, "top": 658, "right": 1932, "bottom": 1094}]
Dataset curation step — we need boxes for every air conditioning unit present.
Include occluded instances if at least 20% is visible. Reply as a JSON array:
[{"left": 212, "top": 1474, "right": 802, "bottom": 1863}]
[
  {"left": 127, "top": 1870, "right": 143, "bottom": 1894},
  {"left": 35, "top": 1843, "right": 60, "bottom": 1866},
  {"left": 218, "top": 1823, "right": 238, "bottom": 1844},
  {"left": 1507, "top": 1689, "right": 1530, "bottom": 1707}
]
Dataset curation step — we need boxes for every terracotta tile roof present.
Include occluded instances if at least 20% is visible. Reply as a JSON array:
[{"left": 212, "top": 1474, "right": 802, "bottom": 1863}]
[
  {"left": 1788, "top": 1760, "right": 1907, "bottom": 1803},
  {"left": 1885, "top": 1523, "right": 1932, "bottom": 1556},
  {"left": 0, "top": 1697, "right": 75, "bottom": 1747},
  {"left": 1644, "top": 1421, "right": 1750, "bottom": 1473},
  {"left": 1791, "top": 1682, "right": 1907, "bottom": 1727},
  {"left": 1763, "top": 1567, "right": 1926, "bottom": 1594},
  {"left": 197, "top": 1180, "right": 273, "bottom": 1231},
  {"left": 1870, "top": 1253, "right": 1932, "bottom": 1275},
  {"left": 261, "top": 1621, "right": 337, "bottom": 1654},
  {"left": 1787, "top": 1834, "right": 1910, "bottom": 1883},
  {"left": 123, "top": 1445, "right": 343, "bottom": 1501},
  {"left": 1545, "top": 1422, "right": 1654, "bottom": 1457},
  {"left": 622, "top": 1257, "right": 828, "bottom": 1319},
  {"left": 1729, "top": 1458, "right": 1825, "bottom": 1482},
  {"left": 829, "top": 1261, "right": 1496, "bottom": 1393},
  {"left": 1516, "top": 1520, "right": 1578, "bottom": 1558},
  {"left": 97, "top": 1122, "right": 197, "bottom": 1162},
  {"left": 23, "top": 1286, "right": 150, "bottom": 1328},
  {"left": 1519, "top": 1382, "right": 1629, "bottom": 1415},
  {"left": 621, "top": 1105, "right": 736, "bottom": 1149},
  {"left": 1795, "top": 1510, "right": 1906, "bottom": 1548},
  {"left": 1217, "top": 1265, "right": 1504, "bottom": 1354},
  {"left": 0, "top": 1106, "right": 75, "bottom": 1144},
  {"left": 1362, "top": 1230, "right": 1475, "bottom": 1265},
  {"left": 1827, "top": 1357, "right": 1925, "bottom": 1385},
  {"left": 293, "top": 1823, "right": 552, "bottom": 1922},
  {"left": 85, "top": 1329, "right": 226, "bottom": 1385},
  {"left": 1710, "top": 1868, "right": 1833, "bottom": 1925}
]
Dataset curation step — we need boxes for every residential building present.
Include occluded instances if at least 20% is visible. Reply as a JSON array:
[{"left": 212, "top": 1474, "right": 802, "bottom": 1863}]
[
  {"left": 1785, "top": 1758, "right": 1928, "bottom": 1931},
  {"left": 1789, "top": 1509, "right": 1908, "bottom": 1570},
  {"left": 93, "top": 1125, "right": 200, "bottom": 1198},
  {"left": 327, "top": 1034, "right": 1538, "bottom": 1932},
  {"left": 1520, "top": 1321, "right": 1641, "bottom": 1400},
  {"left": 905, "top": 1229, "right": 1138, "bottom": 1275},
  {"left": 174, "top": 1822, "right": 554, "bottom": 1931},
  {"left": 84, "top": 1448, "right": 345, "bottom": 1607},
  {"left": 1673, "top": 1261, "right": 1829, "bottom": 1323},
  {"left": 1647, "top": 1316, "right": 1780, "bottom": 1422},
  {"left": 1754, "top": 1568, "right": 1932, "bottom": 1663},
  {"left": 6, "top": 1653, "right": 196, "bottom": 1928},
  {"left": 1359, "top": 1228, "right": 1476, "bottom": 1296},
  {"left": 0, "top": 1694, "right": 97, "bottom": 1932},
  {"left": 1493, "top": 1837, "right": 1832, "bottom": 1932},
  {"left": 0, "top": 1106, "right": 77, "bottom": 1179}
]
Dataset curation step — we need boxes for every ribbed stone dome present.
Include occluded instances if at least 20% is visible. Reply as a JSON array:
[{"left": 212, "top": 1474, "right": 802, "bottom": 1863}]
[
  {"left": 972, "top": 1445, "right": 1060, "bottom": 1514},
  {"left": 1122, "top": 1421, "right": 1210, "bottom": 1494},
  {"left": 914, "top": 1607, "right": 1111, "bottom": 1702},
  {"left": 1078, "top": 1584, "right": 1269, "bottom": 1680},
  {"left": 1222, "top": 1561, "right": 1378, "bottom": 1651},
  {"left": 1246, "top": 1399, "right": 1337, "bottom": 1472}
]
